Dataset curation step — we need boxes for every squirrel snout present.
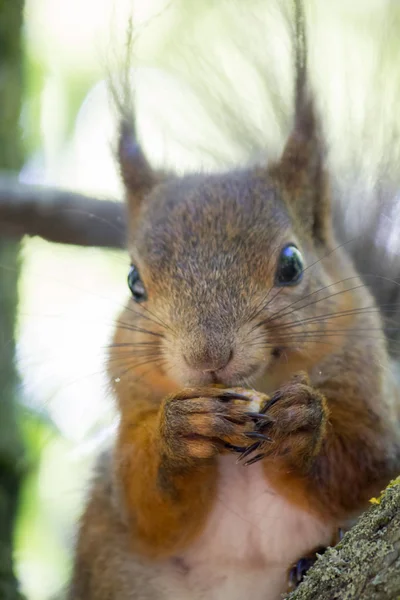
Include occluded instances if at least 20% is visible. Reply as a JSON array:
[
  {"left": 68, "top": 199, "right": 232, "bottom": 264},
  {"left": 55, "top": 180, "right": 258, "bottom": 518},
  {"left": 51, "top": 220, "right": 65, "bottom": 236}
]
[{"left": 183, "top": 345, "right": 233, "bottom": 374}]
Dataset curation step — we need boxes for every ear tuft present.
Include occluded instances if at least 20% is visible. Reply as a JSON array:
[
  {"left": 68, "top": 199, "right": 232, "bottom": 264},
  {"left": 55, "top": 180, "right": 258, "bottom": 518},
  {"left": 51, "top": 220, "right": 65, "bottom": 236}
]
[
  {"left": 271, "top": 0, "right": 331, "bottom": 245},
  {"left": 118, "top": 119, "right": 158, "bottom": 215}
]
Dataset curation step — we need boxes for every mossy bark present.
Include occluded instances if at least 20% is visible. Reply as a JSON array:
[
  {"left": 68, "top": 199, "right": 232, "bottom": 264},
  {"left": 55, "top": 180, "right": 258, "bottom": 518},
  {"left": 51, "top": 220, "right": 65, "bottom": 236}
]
[
  {"left": 0, "top": 0, "right": 26, "bottom": 598},
  {"left": 286, "top": 479, "right": 400, "bottom": 600}
]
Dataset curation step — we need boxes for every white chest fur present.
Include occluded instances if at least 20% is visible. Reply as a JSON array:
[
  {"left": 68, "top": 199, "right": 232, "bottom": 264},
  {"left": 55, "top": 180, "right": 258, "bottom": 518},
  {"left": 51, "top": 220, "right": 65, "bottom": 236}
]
[{"left": 160, "top": 455, "right": 333, "bottom": 600}]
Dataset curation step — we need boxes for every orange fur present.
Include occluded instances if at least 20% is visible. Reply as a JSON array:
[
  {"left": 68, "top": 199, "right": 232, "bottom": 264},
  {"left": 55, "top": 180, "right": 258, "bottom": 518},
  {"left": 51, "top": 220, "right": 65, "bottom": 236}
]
[{"left": 116, "top": 408, "right": 217, "bottom": 557}]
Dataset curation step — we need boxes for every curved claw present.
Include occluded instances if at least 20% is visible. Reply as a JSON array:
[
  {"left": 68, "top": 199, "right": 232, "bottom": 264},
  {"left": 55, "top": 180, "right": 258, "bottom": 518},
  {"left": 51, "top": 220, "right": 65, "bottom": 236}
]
[
  {"left": 223, "top": 442, "right": 249, "bottom": 453},
  {"left": 289, "top": 557, "right": 315, "bottom": 589},
  {"left": 288, "top": 546, "right": 327, "bottom": 590},
  {"left": 218, "top": 391, "right": 253, "bottom": 402},
  {"left": 245, "top": 412, "right": 275, "bottom": 423},
  {"left": 245, "top": 432, "right": 273, "bottom": 442},
  {"left": 236, "top": 442, "right": 260, "bottom": 463},
  {"left": 243, "top": 452, "right": 267, "bottom": 466},
  {"left": 260, "top": 391, "right": 283, "bottom": 413}
]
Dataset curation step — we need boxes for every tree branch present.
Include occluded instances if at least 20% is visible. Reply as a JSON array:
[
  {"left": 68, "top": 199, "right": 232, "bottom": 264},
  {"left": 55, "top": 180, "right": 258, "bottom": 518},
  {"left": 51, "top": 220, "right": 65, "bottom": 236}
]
[
  {"left": 0, "top": 177, "right": 126, "bottom": 249},
  {"left": 286, "top": 479, "right": 400, "bottom": 600}
]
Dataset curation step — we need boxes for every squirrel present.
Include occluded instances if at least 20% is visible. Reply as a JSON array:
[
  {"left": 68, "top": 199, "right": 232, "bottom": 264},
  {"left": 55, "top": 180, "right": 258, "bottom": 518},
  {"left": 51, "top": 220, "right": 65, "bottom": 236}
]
[{"left": 67, "top": 3, "right": 400, "bottom": 599}]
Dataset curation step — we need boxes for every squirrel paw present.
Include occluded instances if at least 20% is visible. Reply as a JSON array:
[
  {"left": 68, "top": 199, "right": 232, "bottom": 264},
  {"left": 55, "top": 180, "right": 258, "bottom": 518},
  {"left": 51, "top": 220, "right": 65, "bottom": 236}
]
[
  {"left": 239, "top": 372, "right": 328, "bottom": 468},
  {"left": 160, "top": 387, "right": 273, "bottom": 463},
  {"left": 287, "top": 546, "right": 327, "bottom": 591}
]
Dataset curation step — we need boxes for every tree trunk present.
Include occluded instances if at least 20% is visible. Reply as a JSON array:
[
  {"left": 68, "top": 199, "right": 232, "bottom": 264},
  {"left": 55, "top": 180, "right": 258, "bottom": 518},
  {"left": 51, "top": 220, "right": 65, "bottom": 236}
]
[
  {"left": 286, "top": 479, "right": 400, "bottom": 600},
  {"left": 0, "top": 1, "right": 26, "bottom": 598}
]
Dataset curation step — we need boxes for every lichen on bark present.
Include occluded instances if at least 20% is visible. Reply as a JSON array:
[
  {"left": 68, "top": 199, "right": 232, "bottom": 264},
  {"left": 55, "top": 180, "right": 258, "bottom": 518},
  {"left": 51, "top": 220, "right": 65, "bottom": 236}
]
[{"left": 286, "top": 479, "right": 400, "bottom": 600}]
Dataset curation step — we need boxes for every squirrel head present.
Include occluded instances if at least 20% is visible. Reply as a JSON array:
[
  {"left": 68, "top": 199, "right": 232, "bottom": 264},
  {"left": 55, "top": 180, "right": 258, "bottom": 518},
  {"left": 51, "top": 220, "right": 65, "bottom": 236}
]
[
  {"left": 110, "top": 6, "right": 364, "bottom": 398},
  {"left": 111, "top": 100, "right": 359, "bottom": 396}
]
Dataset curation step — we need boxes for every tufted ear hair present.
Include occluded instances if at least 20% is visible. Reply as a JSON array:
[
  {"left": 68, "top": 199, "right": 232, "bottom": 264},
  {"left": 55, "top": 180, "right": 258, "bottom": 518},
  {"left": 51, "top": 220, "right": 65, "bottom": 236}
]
[
  {"left": 118, "top": 119, "right": 161, "bottom": 218},
  {"left": 270, "top": 0, "right": 331, "bottom": 246}
]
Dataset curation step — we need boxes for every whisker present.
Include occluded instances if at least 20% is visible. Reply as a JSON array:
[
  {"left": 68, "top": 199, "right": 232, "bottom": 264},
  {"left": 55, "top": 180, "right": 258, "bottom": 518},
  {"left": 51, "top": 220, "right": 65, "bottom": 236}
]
[
  {"left": 258, "top": 285, "right": 400, "bottom": 334},
  {"left": 113, "top": 357, "right": 167, "bottom": 380},
  {"left": 18, "top": 310, "right": 166, "bottom": 339},
  {"left": 249, "top": 277, "right": 363, "bottom": 333},
  {"left": 247, "top": 237, "right": 366, "bottom": 331},
  {"left": 265, "top": 306, "right": 398, "bottom": 334},
  {"left": 57, "top": 207, "right": 126, "bottom": 237},
  {"left": 138, "top": 304, "right": 175, "bottom": 336},
  {"left": 107, "top": 351, "right": 162, "bottom": 361},
  {"left": 258, "top": 281, "right": 369, "bottom": 330},
  {"left": 105, "top": 341, "right": 162, "bottom": 349},
  {"left": 8, "top": 254, "right": 172, "bottom": 335},
  {"left": 113, "top": 324, "right": 165, "bottom": 338},
  {"left": 272, "top": 328, "right": 390, "bottom": 338},
  {"left": 242, "top": 233, "right": 282, "bottom": 325}
]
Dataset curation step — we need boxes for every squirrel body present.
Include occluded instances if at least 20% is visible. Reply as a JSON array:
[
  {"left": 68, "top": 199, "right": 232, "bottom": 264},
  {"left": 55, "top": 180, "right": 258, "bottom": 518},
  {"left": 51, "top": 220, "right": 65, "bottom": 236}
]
[
  {"left": 72, "top": 452, "right": 333, "bottom": 600},
  {"left": 68, "top": 164, "right": 400, "bottom": 599},
  {"left": 67, "top": 7, "right": 400, "bottom": 599}
]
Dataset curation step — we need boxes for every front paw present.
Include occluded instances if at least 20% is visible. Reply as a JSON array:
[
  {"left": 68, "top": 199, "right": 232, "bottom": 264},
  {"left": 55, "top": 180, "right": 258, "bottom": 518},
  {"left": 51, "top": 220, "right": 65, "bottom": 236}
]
[
  {"left": 240, "top": 372, "right": 329, "bottom": 468},
  {"left": 159, "top": 387, "right": 272, "bottom": 464}
]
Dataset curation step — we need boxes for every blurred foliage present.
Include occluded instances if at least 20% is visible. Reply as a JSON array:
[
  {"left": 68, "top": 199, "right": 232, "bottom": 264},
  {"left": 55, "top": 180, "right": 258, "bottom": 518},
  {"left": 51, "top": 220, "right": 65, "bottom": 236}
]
[
  {"left": 10, "top": 0, "right": 400, "bottom": 599},
  {"left": 0, "top": 0, "right": 26, "bottom": 598}
]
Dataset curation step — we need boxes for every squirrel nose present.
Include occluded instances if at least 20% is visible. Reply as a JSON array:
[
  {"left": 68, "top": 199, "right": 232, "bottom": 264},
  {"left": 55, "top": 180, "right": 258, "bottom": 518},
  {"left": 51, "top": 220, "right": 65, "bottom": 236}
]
[{"left": 184, "top": 346, "right": 233, "bottom": 373}]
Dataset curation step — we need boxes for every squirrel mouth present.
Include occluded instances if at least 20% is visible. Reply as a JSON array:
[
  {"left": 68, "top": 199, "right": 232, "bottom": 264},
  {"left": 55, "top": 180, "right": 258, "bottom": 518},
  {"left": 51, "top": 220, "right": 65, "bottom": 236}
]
[
  {"left": 271, "top": 347, "right": 283, "bottom": 359},
  {"left": 210, "top": 371, "right": 221, "bottom": 384},
  {"left": 202, "top": 363, "right": 264, "bottom": 388}
]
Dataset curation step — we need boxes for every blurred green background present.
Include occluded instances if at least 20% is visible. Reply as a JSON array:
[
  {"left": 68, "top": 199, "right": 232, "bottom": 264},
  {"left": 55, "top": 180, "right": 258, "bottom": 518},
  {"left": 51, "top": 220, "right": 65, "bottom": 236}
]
[{"left": 6, "top": 0, "right": 400, "bottom": 598}]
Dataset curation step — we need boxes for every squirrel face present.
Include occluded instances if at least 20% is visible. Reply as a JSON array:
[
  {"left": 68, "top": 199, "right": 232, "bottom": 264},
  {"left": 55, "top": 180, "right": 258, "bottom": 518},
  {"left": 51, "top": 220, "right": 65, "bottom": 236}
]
[
  {"left": 111, "top": 109, "right": 361, "bottom": 397},
  {"left": 117, "top": 166, "right": 356, "bottom": 391}
]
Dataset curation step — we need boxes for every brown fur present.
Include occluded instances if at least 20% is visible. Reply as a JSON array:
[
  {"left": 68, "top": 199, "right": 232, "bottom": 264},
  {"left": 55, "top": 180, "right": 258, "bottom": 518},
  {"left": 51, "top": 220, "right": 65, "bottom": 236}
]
[
  {"left": 68, "top": 140, "right": 400, "bottom": 597},
  {"left": 67, "top": 6, "right": 400, "bottom": 599}
]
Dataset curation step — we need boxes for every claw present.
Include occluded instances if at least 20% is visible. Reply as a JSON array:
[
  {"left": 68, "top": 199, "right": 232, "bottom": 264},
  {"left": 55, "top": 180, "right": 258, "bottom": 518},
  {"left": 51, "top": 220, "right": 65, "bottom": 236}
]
[
  {"left": 245, "top": 412, "right": 275, "bottom": 423},
  {"left": 289, "top": 557, "right": 315, "bottom": 589},
  {"left": 218, "top": 391, "right": 252, "bottom": 402},
  {"left": 223, "top": 442, "right": 248, "bottom": 453},
  {"left": 243, "top": 452, "right": 267, "bottom": 466},
  {"left": 335, "top": 528, "right": 345, "bottom": 544},
  {"left": 288, "top": 547, "right": 327, "bottom": 590},
  {"left": 260, "top": 391, "right": 282, "bottom": 413},
  {"left": 245, "top": 432, "right": 273, "bottom": 442},
  {"left": 236, "top": 442, "right": 260, "bottom": 462}
]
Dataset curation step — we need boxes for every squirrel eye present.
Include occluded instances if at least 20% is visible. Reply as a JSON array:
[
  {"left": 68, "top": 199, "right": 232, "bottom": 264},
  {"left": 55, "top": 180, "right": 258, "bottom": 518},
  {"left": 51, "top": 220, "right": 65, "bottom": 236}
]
[
  {"left": 275, "top": 245, "right": 304, "bottom": 286},
  {"left": 128, "top": 265, "right": 147, "bottom": 303}
]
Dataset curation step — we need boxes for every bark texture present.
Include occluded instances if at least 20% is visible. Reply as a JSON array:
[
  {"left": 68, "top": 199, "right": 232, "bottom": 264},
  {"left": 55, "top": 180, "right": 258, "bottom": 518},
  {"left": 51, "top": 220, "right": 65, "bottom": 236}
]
[{"left": 286, "top": 480, "right": 400, "bottom": 600}]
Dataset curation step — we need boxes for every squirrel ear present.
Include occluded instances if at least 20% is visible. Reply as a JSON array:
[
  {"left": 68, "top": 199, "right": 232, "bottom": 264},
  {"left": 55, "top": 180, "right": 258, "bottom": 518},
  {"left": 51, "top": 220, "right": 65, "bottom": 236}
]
[
  {"left": 276, "top": 95, "right": 331, "bottom": 245},
  {"left": 271, "top": 1, "right": 331, "bottom": 245},
  {"left": 118, "top": 120, "right": 159, "bottom": 217}
]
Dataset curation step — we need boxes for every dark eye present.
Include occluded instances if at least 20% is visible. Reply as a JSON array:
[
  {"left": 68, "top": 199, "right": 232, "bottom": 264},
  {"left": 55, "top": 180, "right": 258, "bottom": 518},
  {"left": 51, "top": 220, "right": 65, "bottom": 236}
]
[
  {"left": 128, "top": 265, "right": 147, "bottom": 303},
  {"left": 275, "top": 244, "right": 304, "bottom": 286}
]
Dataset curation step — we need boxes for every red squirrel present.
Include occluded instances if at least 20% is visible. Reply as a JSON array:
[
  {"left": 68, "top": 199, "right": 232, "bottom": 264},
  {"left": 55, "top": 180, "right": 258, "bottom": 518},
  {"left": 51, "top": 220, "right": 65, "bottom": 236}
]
[{"left": 67, "top": 3, "right": 400, "bottom": 599}]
